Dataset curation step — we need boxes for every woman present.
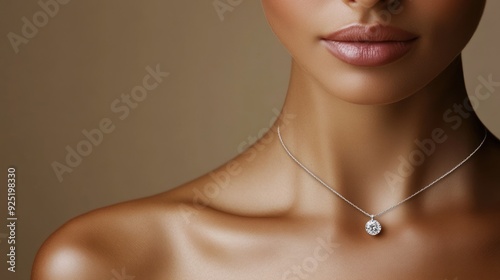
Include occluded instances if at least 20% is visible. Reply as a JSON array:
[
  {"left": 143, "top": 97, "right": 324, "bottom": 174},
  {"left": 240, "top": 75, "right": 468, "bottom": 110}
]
[{"left": 32, "top": 0, "right": 500, "bottom": 279}]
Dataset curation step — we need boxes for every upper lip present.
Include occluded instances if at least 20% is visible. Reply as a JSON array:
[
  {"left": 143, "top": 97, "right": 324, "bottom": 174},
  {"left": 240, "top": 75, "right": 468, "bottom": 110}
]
[{"left": 322, "top": 24, "right": 419, "bottom": 42}]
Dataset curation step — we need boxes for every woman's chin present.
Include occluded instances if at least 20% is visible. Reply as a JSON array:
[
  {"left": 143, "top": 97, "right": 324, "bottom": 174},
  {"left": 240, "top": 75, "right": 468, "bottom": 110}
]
[{"left": 323, "top": 84, "right": 418, "bottom": 106}]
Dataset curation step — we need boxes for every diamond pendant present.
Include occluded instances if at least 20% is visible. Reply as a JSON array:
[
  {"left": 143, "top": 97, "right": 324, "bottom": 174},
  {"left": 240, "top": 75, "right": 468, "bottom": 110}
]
[{"left": 365, "top": 216, "right": 382, "bottom": 236}]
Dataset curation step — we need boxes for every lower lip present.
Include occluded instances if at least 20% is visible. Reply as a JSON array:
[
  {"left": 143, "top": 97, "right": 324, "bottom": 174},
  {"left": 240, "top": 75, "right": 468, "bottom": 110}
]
[{"left": 321, "top": 39, "right": 416, "bottom": 67}]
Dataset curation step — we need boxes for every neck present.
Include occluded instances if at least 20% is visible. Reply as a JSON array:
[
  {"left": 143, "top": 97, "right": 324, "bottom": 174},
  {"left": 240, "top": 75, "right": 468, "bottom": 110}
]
[{"left": 274, "top": 56, "right": 486, "bottom": 218}]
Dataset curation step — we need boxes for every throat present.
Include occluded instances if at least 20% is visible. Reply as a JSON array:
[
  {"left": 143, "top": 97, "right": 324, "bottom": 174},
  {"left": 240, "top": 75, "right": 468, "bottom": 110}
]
[{"left": 274, "top": 106, "right": 487, "bottom": 230}]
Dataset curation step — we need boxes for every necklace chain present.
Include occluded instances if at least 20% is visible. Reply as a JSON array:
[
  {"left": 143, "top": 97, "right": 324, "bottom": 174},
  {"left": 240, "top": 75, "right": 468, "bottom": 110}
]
[{"left": 277, "top": 125, "right": 488, "bottom": 219}]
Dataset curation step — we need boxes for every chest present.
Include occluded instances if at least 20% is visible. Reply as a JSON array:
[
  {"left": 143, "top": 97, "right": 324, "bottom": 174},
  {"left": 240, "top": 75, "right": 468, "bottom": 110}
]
[{"left": 169, "top": 231, "right": 499, "bottom": 280}]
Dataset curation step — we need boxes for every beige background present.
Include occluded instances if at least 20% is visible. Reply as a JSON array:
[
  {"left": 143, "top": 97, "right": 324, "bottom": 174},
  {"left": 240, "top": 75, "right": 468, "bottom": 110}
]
[{"left": 0, "top": 1, "right": 499, "bottom": 279}]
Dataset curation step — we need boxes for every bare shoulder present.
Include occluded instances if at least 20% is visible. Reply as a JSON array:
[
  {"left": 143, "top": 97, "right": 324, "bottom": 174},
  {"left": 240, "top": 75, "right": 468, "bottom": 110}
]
[
  {"left": 32, "top": 161, "right": 294, "bottom": 279},
  {"left": 32, "top": 142, "right": 296, "bottom": 279},
  {"left": 31, "top": 191, "right": 189, "bottom": 280}
]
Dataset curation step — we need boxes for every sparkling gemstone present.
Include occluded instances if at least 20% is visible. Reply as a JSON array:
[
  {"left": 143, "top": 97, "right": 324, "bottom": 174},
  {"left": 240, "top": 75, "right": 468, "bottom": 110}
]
[{"left": 365, "top": 218, "right": 382, "bottom": 236}]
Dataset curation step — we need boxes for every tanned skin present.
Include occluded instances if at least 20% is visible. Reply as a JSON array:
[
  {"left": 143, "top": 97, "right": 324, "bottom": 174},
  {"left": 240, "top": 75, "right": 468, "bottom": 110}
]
[{"left": 33, "top": 0, "right": 500, "bottom": 279}]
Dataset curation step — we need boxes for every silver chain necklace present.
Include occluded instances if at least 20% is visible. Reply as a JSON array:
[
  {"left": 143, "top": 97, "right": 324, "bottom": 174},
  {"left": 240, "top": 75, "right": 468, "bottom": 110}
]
[{"left": 277, "top": 125, "right": 488, "bottom": 236}]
